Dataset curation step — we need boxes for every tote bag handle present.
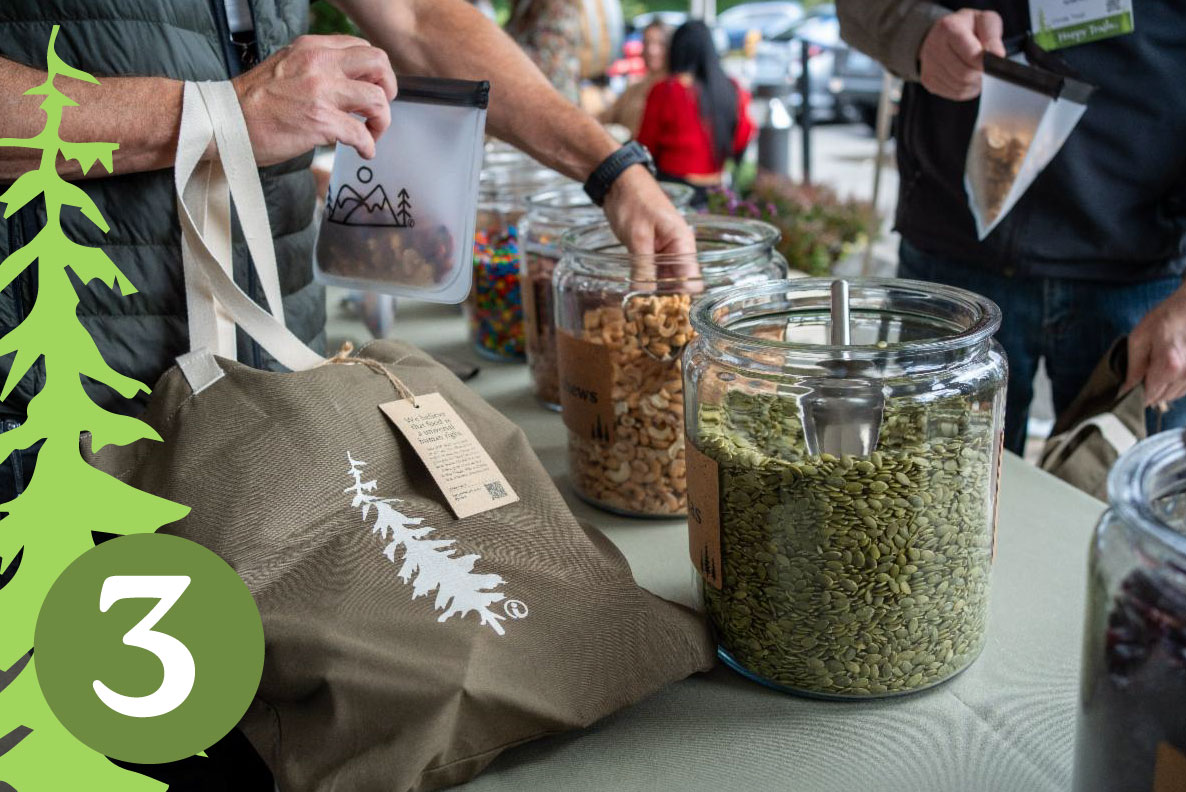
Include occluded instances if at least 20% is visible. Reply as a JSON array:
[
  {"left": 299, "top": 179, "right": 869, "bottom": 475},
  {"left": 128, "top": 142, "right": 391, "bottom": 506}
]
[{"left": 174, "top": 80, "right": 325, "bottom": 391}]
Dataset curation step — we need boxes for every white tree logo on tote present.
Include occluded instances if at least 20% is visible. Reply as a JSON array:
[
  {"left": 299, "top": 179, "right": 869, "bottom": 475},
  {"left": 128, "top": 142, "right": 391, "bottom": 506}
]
[{"left": 345, "top": 453, "right": 525, "bottom": 635}]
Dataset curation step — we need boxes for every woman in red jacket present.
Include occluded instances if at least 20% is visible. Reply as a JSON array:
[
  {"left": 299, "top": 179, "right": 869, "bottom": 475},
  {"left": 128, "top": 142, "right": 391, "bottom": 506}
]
[{"left": 637, "top": 20, "right": 755, "bottom": 205}]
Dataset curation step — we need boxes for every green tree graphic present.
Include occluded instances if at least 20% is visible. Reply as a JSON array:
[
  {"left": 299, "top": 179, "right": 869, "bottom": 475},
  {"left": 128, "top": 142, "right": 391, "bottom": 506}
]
[{"left": 0, "top": 26, "right": 187, "bottom": 789}]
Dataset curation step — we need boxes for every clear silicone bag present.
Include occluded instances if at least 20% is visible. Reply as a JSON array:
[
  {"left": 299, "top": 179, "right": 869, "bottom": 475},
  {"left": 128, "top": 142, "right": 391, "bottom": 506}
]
[
  {"left": 315, "top": 76, "right": 489, "bottom": 303},
  {"left": 965, "top": 50, "right": 1093, "bottom": 240}
]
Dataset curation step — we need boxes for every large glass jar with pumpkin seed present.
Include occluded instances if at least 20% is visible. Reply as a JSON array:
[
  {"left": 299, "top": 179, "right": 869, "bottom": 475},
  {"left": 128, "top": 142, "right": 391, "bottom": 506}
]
[
  {"left": 683, "top": 278, "right": 1007, "bottom": 698},
  {"left": 554, "top": 216, "right": 785, "bottom": 518}
]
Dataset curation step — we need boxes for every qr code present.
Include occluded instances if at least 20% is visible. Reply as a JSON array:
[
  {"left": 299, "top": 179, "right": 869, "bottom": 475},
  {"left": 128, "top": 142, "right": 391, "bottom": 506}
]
[
  {"left": 1106, "top": 0, "right": 1120, "bottom": 10},
  {"left": 485, "top": 480, "right": 508, "bottom": 499}
]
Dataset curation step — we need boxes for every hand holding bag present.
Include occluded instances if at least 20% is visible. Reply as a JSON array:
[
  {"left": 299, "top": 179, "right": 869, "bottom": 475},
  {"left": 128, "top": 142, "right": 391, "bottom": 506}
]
[
  {"left": 89, "top": 81, "right": 715, "bottom": 791},
  {"left": 1040, "top": 338, "right": 1145, "bottom": 501}
]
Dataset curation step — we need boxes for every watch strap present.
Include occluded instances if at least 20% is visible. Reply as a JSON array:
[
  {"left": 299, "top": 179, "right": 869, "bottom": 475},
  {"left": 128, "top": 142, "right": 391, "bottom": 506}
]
[{"left": 583, "top": 141, "right": 656, "bottom": 207}]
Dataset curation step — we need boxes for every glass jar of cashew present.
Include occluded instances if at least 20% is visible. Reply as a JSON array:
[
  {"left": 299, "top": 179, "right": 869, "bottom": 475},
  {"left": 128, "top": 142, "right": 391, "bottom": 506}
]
[
  {"left": 521, "top": 182, "right": 694, "bottom": 411},
  {"left": 553, "top": 216, "right": 785, "bottom": 518},
  {"left": 682, "top": 279, "right": 1007, "bottom": 698}
]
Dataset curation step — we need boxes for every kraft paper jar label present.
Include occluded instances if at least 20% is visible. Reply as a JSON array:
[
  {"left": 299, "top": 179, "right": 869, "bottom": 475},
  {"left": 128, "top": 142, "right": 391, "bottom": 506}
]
[
  {"left": 685, "top": 438, "right": 722, "bottom": 590},
  {"left": 557, "top": 331, "right": 616, "bottom": 445},
  {"left": 381, "top": 392, "right": 519, "bottom": 519},
  {"left": 1154, "top": 742, "right": 1186, "bottom": 792}
]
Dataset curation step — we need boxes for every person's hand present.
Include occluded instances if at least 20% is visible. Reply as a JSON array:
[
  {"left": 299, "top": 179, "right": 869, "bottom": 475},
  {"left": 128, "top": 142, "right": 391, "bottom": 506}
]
[
  {"left": 1125, "top": 286, "right": 1186, "bottom": 408},
  {"left": 602, "top": 165, "right": 697, "bottom": 278},
  {"left": 918, "top": 9, "right": 1006, "bottom": 101},
  {"left": 233, "top": 35, "right": 398, "bottom": 166}
]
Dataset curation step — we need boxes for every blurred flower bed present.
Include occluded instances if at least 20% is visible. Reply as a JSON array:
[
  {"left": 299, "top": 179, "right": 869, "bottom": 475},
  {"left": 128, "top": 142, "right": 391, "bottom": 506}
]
[{"left": 707, "top": 173, "right": 877, "bottom": 276}]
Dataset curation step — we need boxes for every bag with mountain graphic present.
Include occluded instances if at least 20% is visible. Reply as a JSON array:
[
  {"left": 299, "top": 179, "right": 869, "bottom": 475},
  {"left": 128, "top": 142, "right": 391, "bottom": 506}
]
[
  {"left": 86, "top": 81, "right": 714, "bottom": 791},
  {"left": 315, "top": 75, "right": 488, "bottom": 303}
]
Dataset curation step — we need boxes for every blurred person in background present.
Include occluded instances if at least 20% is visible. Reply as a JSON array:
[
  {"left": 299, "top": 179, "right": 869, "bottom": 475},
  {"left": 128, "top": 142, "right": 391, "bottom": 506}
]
[
  {"left": 600, "top": 20, "right": 670, "bottom": 137},
  {"left": 837, "top": 0, "right": 1186, "bottom": 455},
  {"left": 506, "top": 0, "right": 582, "bottom": 103},
  {"left": 637, "top": 20, "right": 755, "bottom": 206}
]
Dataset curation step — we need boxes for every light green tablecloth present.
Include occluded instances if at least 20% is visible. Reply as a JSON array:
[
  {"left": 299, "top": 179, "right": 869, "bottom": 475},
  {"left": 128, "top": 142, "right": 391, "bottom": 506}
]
[{"left": 387, "top": 301, "right": 1106, "bottom": 792}]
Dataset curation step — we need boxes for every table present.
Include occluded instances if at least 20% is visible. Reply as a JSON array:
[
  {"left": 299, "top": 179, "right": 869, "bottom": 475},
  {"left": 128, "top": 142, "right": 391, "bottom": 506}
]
[{"left": 375, "top": 300, "right": 1108, "bottom": 792}]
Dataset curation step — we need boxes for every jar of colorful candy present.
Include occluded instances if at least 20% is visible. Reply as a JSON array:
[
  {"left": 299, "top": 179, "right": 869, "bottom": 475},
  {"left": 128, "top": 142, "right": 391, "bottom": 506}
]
[
  {"left": 470, "top": 162, "right": 565, "bottom": 361},
  {"left": 522, "top": 182, "right": 694, "bottom": 410}
]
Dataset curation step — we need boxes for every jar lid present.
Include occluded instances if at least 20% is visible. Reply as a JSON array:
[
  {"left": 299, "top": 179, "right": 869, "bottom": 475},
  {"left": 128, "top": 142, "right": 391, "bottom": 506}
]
[
  {"left": 479, "top": 162, "right": 566, "bottom": 200},
  {"left": 691, "top": 277, "right": 1001, "bottom": 361},
  {"left": 1109, "top": 430, "right": 1186, "bottom": 561},
  {"left": 560, "top": 215, "right": 780, "bottom": 282}
]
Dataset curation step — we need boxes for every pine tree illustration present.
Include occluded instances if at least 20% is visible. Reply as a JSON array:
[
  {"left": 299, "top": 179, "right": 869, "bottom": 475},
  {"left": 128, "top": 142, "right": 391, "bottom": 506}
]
[
  {"left": 345, "top": 453, "right": 513, "bottom": 635},
  {"left": 394, "top": 188, "right": 414, "bottom": 228},
  {"left": 0, "top": 26, "right": 185, "bottom": 791}
]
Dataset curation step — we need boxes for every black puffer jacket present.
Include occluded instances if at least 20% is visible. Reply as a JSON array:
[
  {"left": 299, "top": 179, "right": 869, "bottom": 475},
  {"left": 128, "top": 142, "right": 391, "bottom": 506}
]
[
  {"left": 0, "top": 1, "right": 324, "bottom": 418},
  {"left": 841, "top": 0, "right": 1186, "bottom": 282}
]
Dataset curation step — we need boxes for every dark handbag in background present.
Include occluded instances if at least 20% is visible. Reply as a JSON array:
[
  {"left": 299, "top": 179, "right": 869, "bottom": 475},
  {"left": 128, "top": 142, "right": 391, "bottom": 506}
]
[{"left": 1040, "top": 338, "right": 1145, "bottom": 501}]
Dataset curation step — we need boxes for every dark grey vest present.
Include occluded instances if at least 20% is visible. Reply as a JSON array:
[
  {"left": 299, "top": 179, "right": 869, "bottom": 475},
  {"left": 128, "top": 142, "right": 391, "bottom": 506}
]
[{"left": 0, "top": 1, "right": 324, "bottom": 417}]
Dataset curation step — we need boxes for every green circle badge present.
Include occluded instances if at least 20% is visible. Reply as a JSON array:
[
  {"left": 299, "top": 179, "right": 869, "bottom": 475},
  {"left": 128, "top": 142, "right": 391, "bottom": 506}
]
[{"left": 34, "top": 533, "right": 264, "bottom": 764}]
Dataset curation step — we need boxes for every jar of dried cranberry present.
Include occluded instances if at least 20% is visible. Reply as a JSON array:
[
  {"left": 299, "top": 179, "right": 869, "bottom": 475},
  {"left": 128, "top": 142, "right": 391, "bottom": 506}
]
[{"left": 1073, "top": 429, "right": 1186, "bottom": 792}]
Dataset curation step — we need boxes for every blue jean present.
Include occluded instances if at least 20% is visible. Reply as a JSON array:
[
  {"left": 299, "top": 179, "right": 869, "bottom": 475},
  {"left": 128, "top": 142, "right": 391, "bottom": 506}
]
[{"left": 898, "top": 240, "right": 1186, "bottom": 455}]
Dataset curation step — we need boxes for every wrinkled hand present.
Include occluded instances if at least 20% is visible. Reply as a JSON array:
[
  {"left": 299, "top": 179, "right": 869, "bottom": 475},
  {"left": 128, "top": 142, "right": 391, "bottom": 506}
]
[
  {"left": 233, "top": 35, "right": 398, "bottom": 166},
  {"left": 1125, "top": 285, "right": 1186, "bottom": 408},
  {"left": 602, "top": 165, "right": 697, "bottom": 280},
  {"left": 919, "top": 9, "right": 1005, "bottom": 101}
]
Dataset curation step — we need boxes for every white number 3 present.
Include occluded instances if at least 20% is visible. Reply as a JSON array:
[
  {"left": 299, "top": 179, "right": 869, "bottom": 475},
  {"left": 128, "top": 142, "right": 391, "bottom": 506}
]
[{"left": 93, "top": 575, "right": 196, "bottom": 719}]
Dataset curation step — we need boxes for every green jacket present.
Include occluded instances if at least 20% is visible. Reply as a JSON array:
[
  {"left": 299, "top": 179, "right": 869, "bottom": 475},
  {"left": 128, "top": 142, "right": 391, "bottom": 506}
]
[{"left": 0, "top": 1, "right": 324, "bottom": 418}]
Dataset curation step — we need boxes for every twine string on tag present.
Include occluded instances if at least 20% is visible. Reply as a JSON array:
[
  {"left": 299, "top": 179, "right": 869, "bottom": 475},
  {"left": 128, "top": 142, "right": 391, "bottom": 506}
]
[{"left": 321, "top": 342, "right": 419, "bottom": 407}]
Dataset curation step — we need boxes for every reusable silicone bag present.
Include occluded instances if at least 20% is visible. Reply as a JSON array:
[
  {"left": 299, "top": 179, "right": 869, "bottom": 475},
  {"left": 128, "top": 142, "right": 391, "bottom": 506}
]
[{"left": 316, "top": 76, "right": 489, "bottom": 303}]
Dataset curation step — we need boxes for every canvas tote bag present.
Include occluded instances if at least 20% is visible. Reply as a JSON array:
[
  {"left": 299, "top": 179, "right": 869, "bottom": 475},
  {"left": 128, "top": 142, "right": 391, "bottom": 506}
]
[
  {"left": 1039, "top": 338, "right": 1145, "bottom": 501},
  {"left": 87, "top": 81, "right": 715, "bottom": 791}
]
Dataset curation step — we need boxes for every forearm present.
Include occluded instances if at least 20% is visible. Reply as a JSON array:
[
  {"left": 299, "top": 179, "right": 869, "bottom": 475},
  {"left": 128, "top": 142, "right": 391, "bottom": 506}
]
[
  {"left": 0, "top": 55, "right": 182, "bottom": 180},
  {"left": 836, "top": 0, "right": 949, "bottom": 80},
  {"left": 337, "top": 0, "right": 617, "bottom": 182}
]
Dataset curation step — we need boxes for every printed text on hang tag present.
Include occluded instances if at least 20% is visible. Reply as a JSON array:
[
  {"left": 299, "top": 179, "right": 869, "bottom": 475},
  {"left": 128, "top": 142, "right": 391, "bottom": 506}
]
[{"left": 380, "top": 392, "right": 519, "bottom": 519}]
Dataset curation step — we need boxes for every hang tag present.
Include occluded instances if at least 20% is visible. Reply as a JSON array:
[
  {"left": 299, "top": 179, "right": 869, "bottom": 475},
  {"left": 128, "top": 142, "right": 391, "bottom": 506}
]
[
  {"left": 1031, "top": 0, "right": 1134, "bottom": 51},
  {"left": 685, "top": 438, "right": 722, "bottom": 589},
  {"left": 381, "top": 392, "right": 519, "bottom": 519}
]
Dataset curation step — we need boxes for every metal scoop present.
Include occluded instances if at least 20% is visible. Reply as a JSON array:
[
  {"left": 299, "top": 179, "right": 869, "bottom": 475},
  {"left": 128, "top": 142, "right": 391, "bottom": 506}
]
[{"left": 799, "top": 280, "right": 885, "bottom": 458}]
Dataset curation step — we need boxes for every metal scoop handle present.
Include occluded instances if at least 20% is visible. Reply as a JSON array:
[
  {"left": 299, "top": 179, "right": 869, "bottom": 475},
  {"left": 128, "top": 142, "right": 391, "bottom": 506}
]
[{"left": 830, "top": 279, "right": 850, "bottom": 346}]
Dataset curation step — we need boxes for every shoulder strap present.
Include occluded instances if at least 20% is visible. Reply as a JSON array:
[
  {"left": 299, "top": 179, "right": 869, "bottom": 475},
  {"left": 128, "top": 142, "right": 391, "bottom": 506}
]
[{"left": 174, "top": 80, "right": 324, "bottom": 391}]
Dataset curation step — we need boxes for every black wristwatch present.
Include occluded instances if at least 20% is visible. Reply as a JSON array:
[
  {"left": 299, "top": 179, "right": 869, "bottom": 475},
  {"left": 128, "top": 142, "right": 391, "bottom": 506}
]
[{"left": 583, "top": 141, "right": 657, "bottom": 207}]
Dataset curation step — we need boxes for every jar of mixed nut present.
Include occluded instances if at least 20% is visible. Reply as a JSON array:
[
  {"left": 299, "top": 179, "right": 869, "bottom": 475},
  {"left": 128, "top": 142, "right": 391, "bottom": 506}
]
[
  {"left": 683, "top": 278, "right": 1007, "bottom": 698},
  {"left": 522, "top": 182, "right": 694, "bottom": 410},
  {"left": 470, "top": 161, "right": 565, "bottom": 361},
  {"left": 554, "top": 216, "right": 785, "bottom": 518},
  {"left": 1073, "top": 431, "right": 1186, "bottom": 792}
]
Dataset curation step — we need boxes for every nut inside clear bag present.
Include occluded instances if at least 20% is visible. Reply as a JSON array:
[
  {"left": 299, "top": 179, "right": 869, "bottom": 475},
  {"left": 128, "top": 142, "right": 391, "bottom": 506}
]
[
  {"left": 316, "top": 76, "right": 489, "bottom": 303},
  {"left": 965, "top": 49, "right": 1093, "bottom": 240}
]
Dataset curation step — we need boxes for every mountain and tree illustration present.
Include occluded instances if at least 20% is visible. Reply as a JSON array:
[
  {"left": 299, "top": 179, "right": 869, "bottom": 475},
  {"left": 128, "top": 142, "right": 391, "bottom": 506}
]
[{"left": 327, "top": 165, "right": 414, "bottom": 228}]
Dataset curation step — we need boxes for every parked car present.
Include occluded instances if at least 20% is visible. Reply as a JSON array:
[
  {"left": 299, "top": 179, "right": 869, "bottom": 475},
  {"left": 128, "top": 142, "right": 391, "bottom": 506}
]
[
  {"left": 750, "top": 5, "right": 888, "bottom": 128},
  {"left": 716, "top": 1, "right": 804, "bottom": 51},
  {"left": 626, "top": 12, "right": 730, "bottom": 53}
]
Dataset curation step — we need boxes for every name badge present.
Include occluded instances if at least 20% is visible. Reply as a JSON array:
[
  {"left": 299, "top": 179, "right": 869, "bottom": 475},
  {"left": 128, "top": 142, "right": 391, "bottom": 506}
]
[{"left": 1031, "top": 0, "right": 1135, "bottom": 50}]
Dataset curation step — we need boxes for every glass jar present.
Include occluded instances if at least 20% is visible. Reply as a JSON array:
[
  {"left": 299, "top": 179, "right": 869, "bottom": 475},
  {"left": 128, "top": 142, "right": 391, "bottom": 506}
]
[
  {"left": 470, "top": 162, "right": 565, "bottom": 361},
  {"left": 522, "top": 182, "right": 695, "bottom": 410},
  {"left": 683, "top": 278, "right": 1007, "bottom": 698},
  {"left": 1072, "top": 430, "right": 1186, "bottom": 792},
  {"left": 554, "top": 215, "right": 786, "bottom": 518}
]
